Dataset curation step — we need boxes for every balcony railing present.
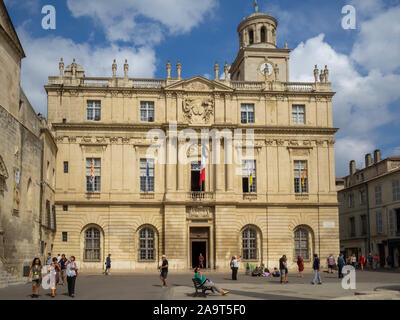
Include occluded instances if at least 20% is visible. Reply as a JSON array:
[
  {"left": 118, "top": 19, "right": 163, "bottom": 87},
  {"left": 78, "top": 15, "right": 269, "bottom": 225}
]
[
  {"left": 132, "top": 79, "right": 165, "bottom": 88},
  {"left": 188, "top": 192, "right": 215, "bottom": 201},
  {"left": 284, "top": 82, "right": 315, "bottom": 92},
  {"left": 231, "top": 81, "right": 264, "bottom": 90},
  {"left": 243, "top": 193, "right": 257, "bottom": 201}
]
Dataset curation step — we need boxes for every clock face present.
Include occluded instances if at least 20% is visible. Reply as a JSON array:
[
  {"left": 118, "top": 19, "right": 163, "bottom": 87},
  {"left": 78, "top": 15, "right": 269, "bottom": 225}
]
[{"left": 260, "top": 62, "right": 273, "bottom": 76}]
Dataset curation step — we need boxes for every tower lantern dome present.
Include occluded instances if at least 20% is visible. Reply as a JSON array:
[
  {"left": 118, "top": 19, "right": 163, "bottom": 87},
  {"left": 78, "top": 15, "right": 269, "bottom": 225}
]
[{"left": 237, "top": 11, "right": 278, "bottom": 49}]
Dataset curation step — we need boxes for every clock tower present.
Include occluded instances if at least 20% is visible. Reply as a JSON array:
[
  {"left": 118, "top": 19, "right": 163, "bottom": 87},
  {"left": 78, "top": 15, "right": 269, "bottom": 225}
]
[{"left": 229, "top": 6, "right": 291, "bottom": 82}]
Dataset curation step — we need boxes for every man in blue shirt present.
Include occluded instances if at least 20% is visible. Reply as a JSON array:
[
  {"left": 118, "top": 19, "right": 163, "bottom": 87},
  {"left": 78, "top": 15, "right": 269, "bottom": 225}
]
[
  {"left": 311, "top": 254, "right": 322, "bottom": 285},
  {"left": 337, "top": 253, "right": 345, "bottom": 279}
]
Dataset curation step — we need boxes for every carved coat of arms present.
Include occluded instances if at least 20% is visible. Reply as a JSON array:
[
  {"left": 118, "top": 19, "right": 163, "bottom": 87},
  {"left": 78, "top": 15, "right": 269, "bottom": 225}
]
[{"left": 183, "top": 97, "right": 214, "bottom": 124}]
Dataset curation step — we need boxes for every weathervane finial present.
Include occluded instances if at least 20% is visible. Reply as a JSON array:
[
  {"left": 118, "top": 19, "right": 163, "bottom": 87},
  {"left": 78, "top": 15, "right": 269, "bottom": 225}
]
[{"left": 254, "top": 0, "right": 259, "bottom": 13}]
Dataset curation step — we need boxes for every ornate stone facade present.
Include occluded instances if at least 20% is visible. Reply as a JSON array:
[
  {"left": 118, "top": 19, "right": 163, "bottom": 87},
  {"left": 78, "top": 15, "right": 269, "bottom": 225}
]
[{"left": 46, "top": 9, "right": 339, "bottom": 271}]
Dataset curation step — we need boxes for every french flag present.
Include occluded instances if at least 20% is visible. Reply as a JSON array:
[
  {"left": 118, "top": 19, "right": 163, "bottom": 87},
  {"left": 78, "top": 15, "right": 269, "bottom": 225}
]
[{"left": 199, "top": 143, "right": 206, "bottom": 190}]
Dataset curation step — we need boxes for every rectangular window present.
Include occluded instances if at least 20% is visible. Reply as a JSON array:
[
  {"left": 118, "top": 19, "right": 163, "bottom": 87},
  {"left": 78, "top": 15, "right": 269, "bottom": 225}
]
[
  {"left": 140, "top": 159, "right": 154, "bottom": 192},
  {"left": 359, "top": 189, "right": 366, "bottom": 205},
  {"left": 62, "top": 205, "right": 68, "bottom": 211},
  {"left": 294, "top": 160, "right": 308, "bottom": 193},
  {"left": 140, "top": 101, "right": 155, "bottom": 122},
  {"left": 87, "top": 100, "right": 101, "bottom": 121},
  {"left": 375, "top": 185, "right": 382, "bottom": 205},
  {"left": 63, "top": 161, "right": 68, "bottom": 173},
  {"left": 86, "top": 158, "right": 101, "bottom": 192},
  {"left": 190, "top": 161, "right": 203, "bottom": 192},
  {"left": 376, "top": 211, "right": 383, "bottom": 234},
  {"left": 392, "top": 180, "right": 400, "bottom": 201},
  {"left": 350, "top": 217, "right": 356, "bottom": 237},
  {"left": 348, "top": 193, "right": 354, "bottom": 208},
  {"left": 360, "top": 215, "right": 367, "bottom": 236},
  {"left": 241, "top": 104, "right": 255, "bottom": 124},
  {"left": 242, "top": 160, "right": 256, "bottom": 193},
  {"left": 292, "top": 105, "right": 305, "bottom": 124},
  {"left": 62, "top": 232, "right": 68, "bottom": 242}
]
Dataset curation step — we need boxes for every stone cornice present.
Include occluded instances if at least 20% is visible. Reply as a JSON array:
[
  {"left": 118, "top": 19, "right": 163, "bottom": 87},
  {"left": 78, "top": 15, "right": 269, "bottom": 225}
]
[
  {"left": 52, "top": 122, "right": 338, "bottom": 135},
  {"left": 55, "top": 199, "right": 338, "bottom": 207}
]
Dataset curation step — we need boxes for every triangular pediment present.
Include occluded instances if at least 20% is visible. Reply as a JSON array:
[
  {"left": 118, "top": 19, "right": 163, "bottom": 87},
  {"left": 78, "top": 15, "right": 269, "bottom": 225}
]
[
  {"left": 0, "top": 1, "right": 25, "bottom": 58},
  {"left": 164, "top": 76, "right": 233, "bottom": 92},
  {"left": 0, "top": 155, "right": 8, "bottom": 179}
]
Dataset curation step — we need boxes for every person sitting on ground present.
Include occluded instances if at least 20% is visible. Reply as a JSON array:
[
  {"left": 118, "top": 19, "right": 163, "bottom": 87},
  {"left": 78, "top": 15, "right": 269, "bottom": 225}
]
[
  {"left": 194, "top": 267, "right": 229, "bottom": 295},
  {"left": 263, "top": 268, "right": 271, "bottom": 277},
  {"left": 272, "top": 267, "right": 280, "bottom": 277},
  {"left": 252, "top": 264, "right": 264, "bottom": 277}
]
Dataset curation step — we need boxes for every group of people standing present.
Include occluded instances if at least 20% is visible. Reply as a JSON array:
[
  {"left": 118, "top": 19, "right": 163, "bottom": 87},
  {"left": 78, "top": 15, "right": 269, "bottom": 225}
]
[{"left": 28, "top": 253, "right": 78, "bottom": 298}]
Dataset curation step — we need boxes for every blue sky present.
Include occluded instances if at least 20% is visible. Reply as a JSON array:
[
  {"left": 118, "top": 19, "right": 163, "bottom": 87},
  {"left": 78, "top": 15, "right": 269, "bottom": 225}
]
[{"left": 4, "top": 0, "right": 400, "bottom": 177}]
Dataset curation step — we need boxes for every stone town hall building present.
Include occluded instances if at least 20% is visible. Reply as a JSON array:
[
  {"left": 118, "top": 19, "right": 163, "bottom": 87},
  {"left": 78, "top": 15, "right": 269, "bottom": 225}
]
[{"left": 46, "top": 10, "right": 339, "bottom": 271}]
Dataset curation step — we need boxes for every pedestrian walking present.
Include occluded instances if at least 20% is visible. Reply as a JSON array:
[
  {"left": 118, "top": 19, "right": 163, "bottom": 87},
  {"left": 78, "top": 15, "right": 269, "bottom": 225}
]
[
  {"left": 311, "top": 254, "right": 322, "bottom": 285},
  {"left": 105, "top": 254, "right": 111, "bottom": 275},
  {"left": 350, "top": 254, "right": 357, "bottom": 268},
  {"left": 66, "top": 256, "right": 78, "bottom": 297},
  {"left": 56, "top": 254, "right": 61, "bottom": 263},
  {"left": 297, "top": 255, "right": 304, "bottom": 278},
  {"left": 230, "top": 256, "right": 240, "bottom": 280},
  {"left": 59, "top": 254, "right": 67, "bottom": 285},
  {"left": 360, "top": 254, "right": 365, "bottom": 271},
  {"left": 49, "top": 257, "right": 60, "bottom": 297},
  {"left": 198, "top": 253, "right": 204, "bottom": 268},
  {"left": 373, "top": 253, "right": 379, "bottom": 270},
  {"left": 159, "top": 255, "right": 168, "bottom": 288},
  {"left": 279, "top": 255, "right": 288, "bottom": 284},
  {"left": 27, "top": 258, "right": 43, "bottom": 298},
  {"left": 46, "top": 252, "right": 52, "bottom": 265},
  {"left": 367, "top": 252, "right": 373, "bottom": 269},
  {"left": 327, "top": 253, "right": 335, "bottom": 273},
  {"left": 337, "top": 253, "right": 345, "bottom": 279}
]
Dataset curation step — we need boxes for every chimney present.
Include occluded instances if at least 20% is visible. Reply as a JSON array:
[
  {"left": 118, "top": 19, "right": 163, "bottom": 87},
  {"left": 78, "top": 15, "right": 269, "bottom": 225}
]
[
  {"left": 365, "top": 153, "right": 373, "bottom": 167},
  {"left": 374, "top": 149, "right": 381, "bottom": 164},
  {"left": 349, "top": 160, "right": 356, "bottom": 175}
]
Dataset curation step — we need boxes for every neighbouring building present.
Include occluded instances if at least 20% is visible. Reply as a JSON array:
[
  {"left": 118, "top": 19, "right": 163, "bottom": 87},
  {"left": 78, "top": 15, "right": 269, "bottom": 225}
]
[
  {"left": 46, "top": 6, "right": 339, "bottom": 271},
  {"left": 0, "top": 0, "right": 57, "bottom": 281},
  {"left": 338, "top": 150, "right": 400, "bottom": 268}
]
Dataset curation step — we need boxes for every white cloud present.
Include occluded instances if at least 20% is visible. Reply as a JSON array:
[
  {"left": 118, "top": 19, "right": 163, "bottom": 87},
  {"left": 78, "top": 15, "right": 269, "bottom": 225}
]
[
  {"left": 351, "top": 6, "right": 400, "bottom": 73},
  {"left": 290, "top": 4, "right": 400, "bottom": 177},
  {"left": 66, "top": 0, "right": 218, "bottom": 44},
  {"left": 335, "top": 137, "right": 375, "bottom": 174},
  {"left": 18, "top": 28, "right": 157, "bottom": 116}
]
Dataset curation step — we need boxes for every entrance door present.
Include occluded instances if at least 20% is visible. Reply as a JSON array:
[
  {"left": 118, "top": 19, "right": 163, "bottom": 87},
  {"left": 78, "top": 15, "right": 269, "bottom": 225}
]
[
  {"left": 378, "top": 244, "right": 385, "bottom": 267},
  {"left": 192, "top": 241, "right": 207, "bottom": 268},
  {"left": 190, "top": 227, "right": 209, "bottom": 268}
]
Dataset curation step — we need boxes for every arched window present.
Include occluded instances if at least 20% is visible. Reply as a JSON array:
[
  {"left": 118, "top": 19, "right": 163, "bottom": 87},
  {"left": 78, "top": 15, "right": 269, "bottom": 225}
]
[
  {"left": 294, "top": 228, "right": 309, "bottom": 260},
  {"left": 242, "top": 227, "right": 257, "bottom": 259},
  {"left": 84, "top": 227, "right": 100, "bottom": 261},
  {"left": 261, "top": 27, "right": 266, "bottom": 42},
  {"left": 139, "top": 227, "right": 155, "bottom": 260},
  {"left": 249, "top": 30, "right": 254, "bottom": 44}
]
